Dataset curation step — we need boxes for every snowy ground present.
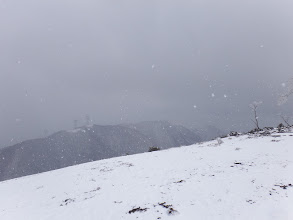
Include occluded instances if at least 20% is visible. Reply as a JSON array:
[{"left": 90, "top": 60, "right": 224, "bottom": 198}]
[{"left": 0, "top": 132, "right": 292, "bottom": 220}]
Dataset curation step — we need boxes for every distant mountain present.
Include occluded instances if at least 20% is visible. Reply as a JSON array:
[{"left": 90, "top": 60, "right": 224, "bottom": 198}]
[
  {"left": 0, "top": 121, "right": 201, "bottom": 181},
  {"left": 122, "top": 121, "right": 200, "bottom": 149},
  {"left": 191, "top": 125, "right": 226, "bottom": 141}
]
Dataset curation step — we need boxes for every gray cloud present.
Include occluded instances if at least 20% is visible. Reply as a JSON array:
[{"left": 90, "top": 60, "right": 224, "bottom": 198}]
[{"left": 1, "top": 0, "right": 293, "bottom": 147}]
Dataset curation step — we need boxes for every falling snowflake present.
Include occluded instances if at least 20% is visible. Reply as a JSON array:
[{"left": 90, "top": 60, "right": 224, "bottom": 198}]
[
  {"left": 224, "top": 94, "right": 227, "bottom": 98},
  {"left": 151, "top": 64, "right": 155, "bottom": 69},
  {"left": 193, "top": 105, "right": 197, "bottom": 109},
  {"left": 282, "top": 83, "right": 286, "bottom": 87},
  {"left": 211, "top": 93, "right": 215, "bottom": 97},
  {"left": 15, "top": 118, "right": 22, "bottom": 123}
]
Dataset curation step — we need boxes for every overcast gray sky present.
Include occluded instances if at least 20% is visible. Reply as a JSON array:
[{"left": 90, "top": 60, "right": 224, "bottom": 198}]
[{"left": 1, "top": 0, "right": 293, "bottom": 147}]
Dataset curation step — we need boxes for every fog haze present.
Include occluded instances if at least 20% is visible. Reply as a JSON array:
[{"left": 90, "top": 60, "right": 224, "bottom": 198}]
[{"left": 1, "top": 0, "right": 293, "bottom": 147}]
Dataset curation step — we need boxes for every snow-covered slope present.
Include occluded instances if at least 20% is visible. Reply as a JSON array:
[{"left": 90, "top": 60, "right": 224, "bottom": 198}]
[{"left": 0, "top": 131, "right": 292, "bottom": 220}]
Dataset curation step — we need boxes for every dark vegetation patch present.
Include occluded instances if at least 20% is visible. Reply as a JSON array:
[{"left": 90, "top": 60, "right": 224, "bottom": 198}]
[
  {"left": 231, "top": 161, "right": 246, "bottom": 167},
  {"left": 114, "top": 201, "right": 123, "bottom": 204},
  {"left": 128, "top": 207, "right": 148, "bottom": 214},
  {"left": 36, "top": 186, "right": 44, "bottom": 190},
  {"left": 271, "top": 140, "right": 281, "bottom": 142},
  {"left": 271, "top": 135, "right": 281, "bottom": 138},
  {"left": 229, "top": 131, "right": 240, "bottom": 137},
  {"left": 269, "top": 188, "right": 278, "bottom": 196},
  {"left": 158, "top": 202, "right": 178, "bottom": 215},
  {"left": 274, "top": 184, "right": 292, "bottom": 190},
  {"left": 269, "top": 184, "right": 292, "bottom": 195},
  {"left": 119, "top": 162, "right": 134, "bottom": 167},
  {"left": 263, "top": 127, "right": 274, "bottom": 130},
  {"left": 84, "top": 187, "right": 101, "bottom": 194},
  {"left": 100, "top": 167, "right": 113, "bottom": 172},
  {"left": 149, "top": 147, "right": 161, "bottom": 152},
  {"left": 60, "top": 198, "right": 75, "bottom": 206},
  {"left": 220, "top": 125, "right": 293, "bottom": 143},
  {"left": 174, "top": 180, "right": 185, "bottom": 184},
  {"left": 246, "top": 199, "right": 256, "bottom": 204},
  {"left": 84, "top": 195, "right": 95, "bottom": 200}
]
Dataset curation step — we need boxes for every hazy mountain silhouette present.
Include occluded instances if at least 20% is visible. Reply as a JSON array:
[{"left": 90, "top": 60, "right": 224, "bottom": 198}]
[
  {"left": 191, "top": 125, "right": 226, "bottom": 141},
  {"left": 0, "top": 121, "right": 201, "bottom": 181}
]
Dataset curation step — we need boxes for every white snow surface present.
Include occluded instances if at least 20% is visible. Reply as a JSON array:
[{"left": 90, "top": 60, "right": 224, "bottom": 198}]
[{"left": 0, "top": 133, "right": 293, "bottom": 220}]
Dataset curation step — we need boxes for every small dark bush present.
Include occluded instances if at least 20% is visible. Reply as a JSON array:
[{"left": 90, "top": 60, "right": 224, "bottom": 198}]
[
  {"left": 263, "top": 127, "right": 274, "bottom": 131},
  {"left": 158, "top": 202, "right": 178, "bottom": 215},
  {"left": 277, "top": 123, "right": 286, "bottom": 132},
  {"left": 128, "top": 207, "right": 148, "bottom": 214},
  {"left": 148, "top": 146, "right": 160, "bottom": 152},
  {"left": 248, "top": 128, "right": 262, "bottom": 134},
  {"left": 229, "top": 131, "right": 239, "bottom": 136}
]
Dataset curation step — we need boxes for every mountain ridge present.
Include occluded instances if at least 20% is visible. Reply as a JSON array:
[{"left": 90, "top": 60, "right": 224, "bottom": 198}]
[{"left": 0, "top": 121, "right": 201, "bottom": 182}]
